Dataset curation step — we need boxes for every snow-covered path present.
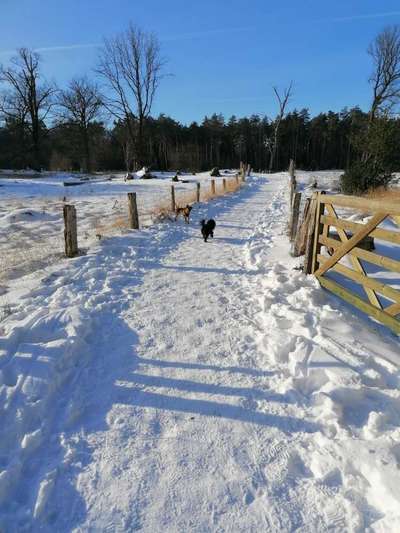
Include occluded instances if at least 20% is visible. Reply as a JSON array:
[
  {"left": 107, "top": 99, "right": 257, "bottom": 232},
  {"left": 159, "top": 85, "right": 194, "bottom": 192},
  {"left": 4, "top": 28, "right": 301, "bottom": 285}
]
[{"left": 1, "top": 175, "right": 400, "bottom": 532}]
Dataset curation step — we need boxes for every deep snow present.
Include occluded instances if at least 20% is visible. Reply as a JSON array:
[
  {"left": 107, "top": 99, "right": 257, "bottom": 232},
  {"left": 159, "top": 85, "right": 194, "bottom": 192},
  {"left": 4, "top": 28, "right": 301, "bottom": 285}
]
[{"left": 0, "top": 173, "right": 399, "bottom": 532}]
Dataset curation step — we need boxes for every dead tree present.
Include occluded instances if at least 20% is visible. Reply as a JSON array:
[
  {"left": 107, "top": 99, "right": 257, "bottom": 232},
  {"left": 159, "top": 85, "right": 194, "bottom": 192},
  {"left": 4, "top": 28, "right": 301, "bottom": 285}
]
[
  {"left": 0, "top": 48, "right": 55, "bottom": 170},
  {"left": 58, "top": 77, "right": 103, "bottom": 173},
  {"left": 267, "top": 82, "right": 293, "bottom": 172},
  {"left": 96, "top": 24, "right": 166, "bottom": 168},
  {"left": 360, "top": 26, "right": 400, "bottom": 163},
  {"left": 368, "top": 25, "right": 400, "bottom": 122}
]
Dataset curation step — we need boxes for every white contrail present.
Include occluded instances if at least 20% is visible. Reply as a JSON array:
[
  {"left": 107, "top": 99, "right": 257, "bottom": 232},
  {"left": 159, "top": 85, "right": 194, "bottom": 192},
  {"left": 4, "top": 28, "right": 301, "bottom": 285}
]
[
  {"left": 322, "top": 11, "right": 400, "bottom": 22},
  {"left": 0, "top": 27, "right": 254, "bottom": 57},
  {"left": 35, "top": 43, "right": 101, "bottom": 53},
  {"left": 0, "top": 43, "right": 100, "bottom": 56}
]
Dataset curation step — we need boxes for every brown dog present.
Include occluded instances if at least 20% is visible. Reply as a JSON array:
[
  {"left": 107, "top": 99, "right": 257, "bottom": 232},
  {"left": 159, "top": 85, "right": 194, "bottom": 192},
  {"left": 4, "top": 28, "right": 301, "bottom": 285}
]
[{"left": 175, "top": 204, "right": 192, "bottom": 224}]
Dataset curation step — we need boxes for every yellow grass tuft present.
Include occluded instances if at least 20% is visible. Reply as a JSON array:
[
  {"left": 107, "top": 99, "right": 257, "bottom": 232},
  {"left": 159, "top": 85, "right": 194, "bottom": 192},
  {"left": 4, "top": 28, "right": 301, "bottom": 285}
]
[
  {"left": 146, "top": 206, "right": 174, "bottom": 223},
  {"left": 226, "top": 178, "right": 240, "bottom": 193},
  {"left": 94, "top": 215, "right": 129, "bottom": 238},
  {"left": 175, "top": 189, "right": 197, "bottom": 207},
  {"left": 363, "top": 187, "right": 400, "bottom": 201}
]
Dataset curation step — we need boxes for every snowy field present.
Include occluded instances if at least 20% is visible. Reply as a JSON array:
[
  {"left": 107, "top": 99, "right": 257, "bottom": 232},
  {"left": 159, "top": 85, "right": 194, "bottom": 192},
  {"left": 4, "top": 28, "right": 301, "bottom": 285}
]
[
  {"left": 0, "top": 170, "right": 234, "bottom": 293},
  {"left": 0, "top": 169, "right": 341, "bottom": 288},
  {"left": 0, "top": 171, "right": 399, "bottom": 532}
]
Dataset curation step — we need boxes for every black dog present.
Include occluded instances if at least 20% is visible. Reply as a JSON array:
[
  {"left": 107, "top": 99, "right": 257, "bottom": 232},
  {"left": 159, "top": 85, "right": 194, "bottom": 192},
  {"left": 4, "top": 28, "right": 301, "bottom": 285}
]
[{"left": 200, "top": 219, "right": 216, "bottom": 242}]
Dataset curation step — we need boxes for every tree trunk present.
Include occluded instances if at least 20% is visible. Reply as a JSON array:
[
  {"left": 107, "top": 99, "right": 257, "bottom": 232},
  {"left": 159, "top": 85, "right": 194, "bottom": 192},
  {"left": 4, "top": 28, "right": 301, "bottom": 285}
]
[
  {"left": 82, "top": 127, "right": 91, "bottom": 173},
  {"left": 31, "top": 119, "right": 41, "bottom": 171},
  {"left": 136, "top": 117, "right": 145, "bottom": 168}
]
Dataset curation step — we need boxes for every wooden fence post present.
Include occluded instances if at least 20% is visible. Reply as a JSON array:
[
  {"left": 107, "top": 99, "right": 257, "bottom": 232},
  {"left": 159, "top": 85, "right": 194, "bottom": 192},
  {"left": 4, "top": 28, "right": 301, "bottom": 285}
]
[
  {"left": 289, "top": 159, "right": 297, "bottom": 207},
  {"left": 63, "top": 204, "right": 78, "bottom": 258},
  {"left": 211, "top": 180, "right": 216, "bottom": 196},
  {"left": 196, "top": 182, "right": 200, "bottom": 202},
  {"left": 289, "top": 192, "right": 302, "bottom": 242},
  {"left": 246, "top": 164, "right": 251, "bottom": 176},
  {"left": 311, "top": 192, "right": 326, "bottom": 273},
  {"left": 171, "top": 185, "right": 176, "bottom": 212},
  {"left": 223, "top": 178, "right": 227, "bottom": 192},
  {"left": 293, "top": 197, "right": 311, "bottom": 257},
  {"left": 289, "top": 159, "right": 295, "bottom": 179},
  {"left": 127, "top": 192, "right": 139, "bottom": 229},
  {"left": 303, "top": 194, "right": 318, "bottom": 274}
]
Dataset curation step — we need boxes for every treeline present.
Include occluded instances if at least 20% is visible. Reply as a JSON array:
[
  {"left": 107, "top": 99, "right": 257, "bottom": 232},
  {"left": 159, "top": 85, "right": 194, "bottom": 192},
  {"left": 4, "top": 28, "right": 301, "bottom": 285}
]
[
  {"left": 1, "top": 23, "right": 400, "bottom": 181},
  {"left": 2, "top": 106, "right": 399, "bottom": 173}
]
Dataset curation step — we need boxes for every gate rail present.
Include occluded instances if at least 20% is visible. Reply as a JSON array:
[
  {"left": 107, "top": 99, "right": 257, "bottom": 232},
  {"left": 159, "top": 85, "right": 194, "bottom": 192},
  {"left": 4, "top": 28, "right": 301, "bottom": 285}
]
[{"left": 309, "top": 192, "right": 400, "bottom": 335}]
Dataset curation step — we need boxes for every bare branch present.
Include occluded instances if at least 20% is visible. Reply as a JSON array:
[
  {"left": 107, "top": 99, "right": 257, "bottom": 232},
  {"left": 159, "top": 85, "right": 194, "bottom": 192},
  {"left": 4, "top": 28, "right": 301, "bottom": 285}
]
[
  {"left": 95, "top": 23, "right": 166, "bottom": 166},
  {"left": 368, "top": 25, "right": 400, "bottom": 120},
  {"left": 0, "top": 47, "right": 56, "bottom": 168},
  {"left": 56, "top": 77, "right": 103, "bottom": 172},
  {"left": 268, "top": 82, "right": 293, "bottom": 171}
]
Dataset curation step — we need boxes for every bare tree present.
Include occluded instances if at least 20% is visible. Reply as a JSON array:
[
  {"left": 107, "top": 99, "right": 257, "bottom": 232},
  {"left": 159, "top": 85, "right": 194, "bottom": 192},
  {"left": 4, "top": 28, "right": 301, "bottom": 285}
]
[
  {"left": 266, "top": 82, "right": 293, "bottom": 172},
  {"left": 368, "top": 25, "right": 400, "bottom": 122},
  {"left": 113, "top": 117, "right": 136, "bottom": 173},
  {"left": 0, "top": 90, "right": 28, "bottom": 124},
  {"left": 0, "top": 48, "right": 55, "bottom": 170},
  {"left": 58, "top": 77, "right": 103, "bottom": 172},
  {"left": 96, "top": 24, "right": 166, "bottom": 169}
]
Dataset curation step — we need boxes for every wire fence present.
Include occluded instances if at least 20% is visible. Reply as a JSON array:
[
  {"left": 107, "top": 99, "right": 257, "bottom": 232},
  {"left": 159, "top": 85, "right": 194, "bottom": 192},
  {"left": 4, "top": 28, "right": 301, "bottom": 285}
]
[{"left": 0, "top": 175, "right": 243, "bottom": 286}]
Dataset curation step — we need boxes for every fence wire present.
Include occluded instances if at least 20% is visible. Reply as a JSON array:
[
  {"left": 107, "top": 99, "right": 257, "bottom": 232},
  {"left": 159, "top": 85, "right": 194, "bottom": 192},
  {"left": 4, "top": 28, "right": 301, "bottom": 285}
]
[{"left": 0, "top": 176, "right": 241, "bottom": 286}]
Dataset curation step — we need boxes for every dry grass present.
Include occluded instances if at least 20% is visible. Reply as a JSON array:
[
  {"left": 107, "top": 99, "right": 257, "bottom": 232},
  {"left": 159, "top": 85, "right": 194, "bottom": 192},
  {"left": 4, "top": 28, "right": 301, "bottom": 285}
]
[
  {"left": 175, "top": 189, "right": 197, "bottom": 207},
  {"left": 206, "top": 177, "right": 241, "bottom": 197},
  {"left": 0, "top": 295, "right": 12, "bottom": 323},
  {"left": 139, "top": 196, "right": 174, "bottom": 224},
  {"left": 200, "top": 189, "right": 216, "bottom": 202},
  {"left": 226, "top": 177, "right": 241, "bottom": 193},
  {"left": 110, "top": 216, "right": 130, "bottom": 231},
  {"left": 143, "top": 205, "right": 174, "bottom": 224},
  {"left": 214, "top": 180, "right": 226, "bottom": 196},
  {"left": 94, "top": 215, "right": 129, "bottom": 238},
  {"left": 363, "top": 187, "right": 400, "bottom": 201}
]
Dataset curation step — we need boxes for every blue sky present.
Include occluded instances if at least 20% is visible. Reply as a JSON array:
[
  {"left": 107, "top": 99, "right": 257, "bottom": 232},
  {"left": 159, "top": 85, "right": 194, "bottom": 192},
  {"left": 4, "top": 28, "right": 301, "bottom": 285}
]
[{"left": 1, "top": 0, "right": 400, "bottom": 124}]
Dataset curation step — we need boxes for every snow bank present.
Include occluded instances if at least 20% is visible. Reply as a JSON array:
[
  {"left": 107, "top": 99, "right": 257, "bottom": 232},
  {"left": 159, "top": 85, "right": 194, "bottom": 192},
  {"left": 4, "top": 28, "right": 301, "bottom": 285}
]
[
  {"left": 243, "top": 180, "right": 400, "bottom": 532},
  {"left": 0, "top": 234, "right": 141, "bottom": 529}
]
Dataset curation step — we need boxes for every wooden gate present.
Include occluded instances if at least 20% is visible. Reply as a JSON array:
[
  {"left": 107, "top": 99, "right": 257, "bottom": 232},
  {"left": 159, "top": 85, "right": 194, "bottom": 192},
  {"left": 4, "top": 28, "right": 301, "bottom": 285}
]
[{"left": 310, "top": 192, "right": 400, "bottom": 335}]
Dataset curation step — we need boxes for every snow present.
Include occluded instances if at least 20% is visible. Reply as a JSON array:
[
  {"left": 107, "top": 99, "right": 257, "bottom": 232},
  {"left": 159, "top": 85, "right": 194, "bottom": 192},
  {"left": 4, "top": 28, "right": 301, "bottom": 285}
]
[
  {"left": 0, "top": 172, "right": 399, "bottom": 532},
  {"left": 0, "top": 170, "right": 217, "bottom": 285}
]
